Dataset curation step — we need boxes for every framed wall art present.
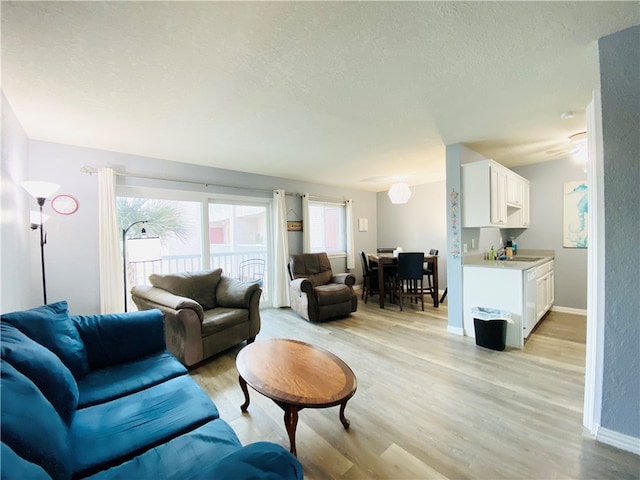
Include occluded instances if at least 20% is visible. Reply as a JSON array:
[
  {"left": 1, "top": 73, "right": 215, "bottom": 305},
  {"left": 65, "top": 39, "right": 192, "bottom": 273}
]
[{"left": 563, "top": 181, "right": 588, "bottom": 248}]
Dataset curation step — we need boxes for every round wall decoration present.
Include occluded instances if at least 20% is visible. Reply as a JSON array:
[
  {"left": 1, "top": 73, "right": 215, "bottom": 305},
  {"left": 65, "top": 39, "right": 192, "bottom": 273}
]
[{"left": 51, "top": 194, "right": 79, "bottom": 215}]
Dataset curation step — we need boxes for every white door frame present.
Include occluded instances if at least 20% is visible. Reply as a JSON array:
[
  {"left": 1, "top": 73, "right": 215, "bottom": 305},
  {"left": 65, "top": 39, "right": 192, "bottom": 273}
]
[{"left": 583, "top": 90, "right": 605, "bottom": 434}]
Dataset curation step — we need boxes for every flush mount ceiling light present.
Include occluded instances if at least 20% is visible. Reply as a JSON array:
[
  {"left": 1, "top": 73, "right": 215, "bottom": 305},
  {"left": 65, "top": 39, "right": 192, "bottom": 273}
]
[
  {"left": 569, "top": 131, "right": 588, "bottom": 166},
  {"left": 387, "top": 183, "right": 412, "bottom": 204}
]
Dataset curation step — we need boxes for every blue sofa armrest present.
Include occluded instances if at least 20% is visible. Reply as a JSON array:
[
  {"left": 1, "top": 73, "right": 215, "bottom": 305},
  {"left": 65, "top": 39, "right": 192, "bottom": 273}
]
[
  {"left": 188, "top": 442, "right": 304, "bottom": 480},
  {"left": 72, "top": 309, "right": 166, "bottom": 370}
]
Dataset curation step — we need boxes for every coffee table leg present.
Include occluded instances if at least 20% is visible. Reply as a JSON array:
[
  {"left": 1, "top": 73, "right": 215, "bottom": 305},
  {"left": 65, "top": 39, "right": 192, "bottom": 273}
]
[
  {"left": 283, "top": 405, "right": 299, "bottom": 456},
  {"left": 339, "top": 400, "right": 351, "bottom": 429},
  {"left": 239, "top": 375, "right": 250, "bottom": 412}
]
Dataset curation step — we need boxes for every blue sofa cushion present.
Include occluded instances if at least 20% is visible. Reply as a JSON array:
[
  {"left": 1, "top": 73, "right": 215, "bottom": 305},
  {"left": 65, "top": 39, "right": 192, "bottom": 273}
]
[
  {"left": 1, "top": 301, "right": 89, "bottom": 379},
  {"left": 77, "top": 351, "right": 187, "bottom": 408},
  {"left": 71, "top": 375, "right": 219, "bottom": 478},
  {"left": 1, "top": 443, "right": 52, "bottom": 480},
  {"left": 1, "top": 360, "right": 71, "bottom": 480},
  {"left": 188, "top": 442, "right": 305, "bottom": 480},
  {"left": 1, "top": 322, "right": 78, "bottom": 425},
  {"left": 72, "top": 309, "right": 165, "bottom": 370},
  {"left": 84, "top": 419, "right": 242, "bottom": 480}
]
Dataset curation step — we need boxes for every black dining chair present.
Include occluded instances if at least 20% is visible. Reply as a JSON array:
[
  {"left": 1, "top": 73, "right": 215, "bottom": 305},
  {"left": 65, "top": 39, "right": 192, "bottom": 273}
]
[
  {"left": 423, "top": 249, "right": 438, "bottom": 302},
  {"left": 393, "top": 252, "right": 425, "bottom": 311},
  {"left": 359, "top": 251, "right": 379, "bottom": 304}
]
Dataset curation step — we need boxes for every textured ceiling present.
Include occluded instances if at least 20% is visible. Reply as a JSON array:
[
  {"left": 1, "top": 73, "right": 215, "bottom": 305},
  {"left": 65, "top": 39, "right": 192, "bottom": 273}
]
[{"left": 2, "top": 2, "right": 638, "bottom": 191}]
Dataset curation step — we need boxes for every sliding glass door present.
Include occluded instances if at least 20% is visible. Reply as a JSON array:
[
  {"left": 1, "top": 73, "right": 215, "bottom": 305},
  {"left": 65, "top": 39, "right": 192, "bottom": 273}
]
[
  {"left": 118, "top": 197, "right": 203, "bottom": 310},
  {"left": 208, "top": 201, "right": 269, "bottom": 302},
  {"left": 117, "top": 193, "right": 272, "bottom": 309}
]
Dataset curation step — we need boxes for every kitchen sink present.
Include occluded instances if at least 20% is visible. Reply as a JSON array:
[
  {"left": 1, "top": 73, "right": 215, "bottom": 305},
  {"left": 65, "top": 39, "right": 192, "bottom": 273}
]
[{"left": 504, "top": 257, "right": 541, "bottom": 262}]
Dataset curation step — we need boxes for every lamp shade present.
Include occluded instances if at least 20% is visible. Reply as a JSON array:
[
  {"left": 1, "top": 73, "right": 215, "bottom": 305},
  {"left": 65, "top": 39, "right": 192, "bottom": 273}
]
[
  {"left": 127, "top": 237, "right": 162, "bottom": 263},
  {"left": 388, "top": 183, "right": 412, "bottom": 204},
  {"left": 21, "top": 181, "right": 60, "bottom": 200}
]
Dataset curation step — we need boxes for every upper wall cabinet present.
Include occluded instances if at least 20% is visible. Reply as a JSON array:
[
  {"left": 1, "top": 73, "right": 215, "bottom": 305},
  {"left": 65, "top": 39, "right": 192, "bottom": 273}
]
[{"left": 461, "top": 160, "right": 530, "bottom": 228}]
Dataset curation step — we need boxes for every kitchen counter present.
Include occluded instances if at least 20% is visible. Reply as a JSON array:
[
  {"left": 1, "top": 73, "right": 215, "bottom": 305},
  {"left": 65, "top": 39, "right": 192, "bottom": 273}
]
[
  {"left": 462, "top": 249, "right": 555, "bottom": 349},
  {"left": 463, "top": 249, "right": 554, "bottom": 270}
]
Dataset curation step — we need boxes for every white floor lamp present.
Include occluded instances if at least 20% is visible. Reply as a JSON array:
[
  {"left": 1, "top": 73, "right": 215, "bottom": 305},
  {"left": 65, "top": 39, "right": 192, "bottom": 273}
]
[
  {"left": 122, "top": 220, "right": 162, "bottom": 311},
  {"left": 22, "top": 181, "right": 60, "bottom": 304}
]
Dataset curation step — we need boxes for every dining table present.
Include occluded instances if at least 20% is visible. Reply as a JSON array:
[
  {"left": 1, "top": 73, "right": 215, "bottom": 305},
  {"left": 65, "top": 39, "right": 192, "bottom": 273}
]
[{"left": 367, "top": 253, "right": 439, "bottom": 308}]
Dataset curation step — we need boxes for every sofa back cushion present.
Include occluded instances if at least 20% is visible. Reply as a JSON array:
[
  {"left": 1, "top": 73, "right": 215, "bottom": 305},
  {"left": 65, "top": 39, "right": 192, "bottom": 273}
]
[
  {"left": 1, "top": 323, "right": 79, "bottom": 425},
  {"left": 72, "top": 309, "right": 166, "bottom": 370},
  {"left": 1, "top": 360, "right": 72, "bottom": 480},
  {"left": 289, "top": 253, "right": 333, "bottom": 286},
  {"left": 149, "top": 269, "right": 223, "bottom": 310},
  {"left": 1, "top": 301, "right": 89, "bottom": 380}
]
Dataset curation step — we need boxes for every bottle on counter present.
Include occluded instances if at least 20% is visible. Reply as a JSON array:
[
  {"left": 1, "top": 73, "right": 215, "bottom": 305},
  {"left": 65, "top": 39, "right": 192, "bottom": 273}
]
[{"left": 490, "top": 245, "right": 495, "bottom": 261}]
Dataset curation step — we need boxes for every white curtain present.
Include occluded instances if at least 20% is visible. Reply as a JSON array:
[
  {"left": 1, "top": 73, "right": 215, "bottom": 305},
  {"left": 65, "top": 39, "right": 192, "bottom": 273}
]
[
  {"left": 302, "top": 193, "right": 311, "bottom": 253},
  {"left": 272, "top": 190, "right": 290, "bottom": 307},
  {"left": 346, "top": 199, "right": 355, "bottom": 270},
  {"left": 98, "top": 168, "right": 123, "bottom": 313}
]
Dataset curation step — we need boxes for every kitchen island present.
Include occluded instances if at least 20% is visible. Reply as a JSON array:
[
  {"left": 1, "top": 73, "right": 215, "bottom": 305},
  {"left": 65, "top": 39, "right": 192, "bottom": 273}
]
[{"left": 463, "top": 250, "right": 554, "bottom": 349}]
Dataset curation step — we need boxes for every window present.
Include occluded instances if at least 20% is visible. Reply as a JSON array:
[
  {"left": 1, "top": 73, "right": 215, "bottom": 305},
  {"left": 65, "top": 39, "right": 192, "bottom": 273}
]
[{"left": 308, "top": 201, "right": 346, "bottom": 254}]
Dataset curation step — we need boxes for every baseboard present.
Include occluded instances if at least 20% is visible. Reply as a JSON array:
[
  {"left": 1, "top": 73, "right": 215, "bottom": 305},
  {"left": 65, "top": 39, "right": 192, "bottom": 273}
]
[
  {"left": 447, "top": 325, "right": 464, "bottom": 336},
  {"left": 596, "top": 427, "right": 640, "bottom": 455},
  {"left": 551, "top": 305, "right": 587, "bottom": 315}
]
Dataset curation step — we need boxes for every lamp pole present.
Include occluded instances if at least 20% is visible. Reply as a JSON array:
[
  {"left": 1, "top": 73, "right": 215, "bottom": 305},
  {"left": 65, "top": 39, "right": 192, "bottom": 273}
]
[
  {"left": 32, "top": 197, "right": 48, "bottom": 304},
  {"left": 122, "top": 220, "right": 149, "bottom": 312}
]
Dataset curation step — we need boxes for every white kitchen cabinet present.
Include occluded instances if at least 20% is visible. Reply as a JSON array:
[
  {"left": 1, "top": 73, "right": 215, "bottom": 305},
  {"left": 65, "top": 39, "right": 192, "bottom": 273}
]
[
  {"left": 463, "top": 255, "right": 555, "bottom": 348},
  {"left": 490, "top": 165, "right": 507, "bottom": 225},
  {"left": 521, "top": 182, "right": 530, "bottom": 227},
  {"left": 506, "top": 173, "right": 522, "bottom": 206},
  {"left": 535, "top": 260, "right": 554, "bottom": 320},
  {"left": 462, "top": 159, "right": 530, "bottom": 228}
]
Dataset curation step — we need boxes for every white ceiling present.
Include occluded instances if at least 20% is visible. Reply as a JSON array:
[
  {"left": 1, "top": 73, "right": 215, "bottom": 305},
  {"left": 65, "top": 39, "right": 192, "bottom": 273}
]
[{"left": 2, "top": 2, "right": 638, "bottom": 191}]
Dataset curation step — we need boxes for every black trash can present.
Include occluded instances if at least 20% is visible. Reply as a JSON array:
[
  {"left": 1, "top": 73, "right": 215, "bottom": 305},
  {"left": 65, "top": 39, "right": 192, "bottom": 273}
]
[{"left": 472, "top": 307, "right": 511, "bottom": 351}]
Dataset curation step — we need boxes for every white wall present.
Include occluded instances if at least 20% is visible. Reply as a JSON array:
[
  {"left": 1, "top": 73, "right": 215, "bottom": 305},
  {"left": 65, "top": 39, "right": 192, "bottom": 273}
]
[
  {"left": 24, "top": 139, "right": 378, "bottom": 314},
  {"left": 445, "top": 143, "right": 491, "bottom": 331},
  {"left": 1, "top": 92, "right": 35, "bottom": 312},
  {"left": 376, "top": 180, "right": 448, "bottom": 289}
]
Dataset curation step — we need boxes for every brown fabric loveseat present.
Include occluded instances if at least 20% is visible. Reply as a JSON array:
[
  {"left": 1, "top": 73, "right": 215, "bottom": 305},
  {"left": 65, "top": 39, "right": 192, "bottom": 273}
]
[
  {"left": 131, "top": 269, "right": 261, "bottom": 367},
  {"left": 288, "top": 252, "right": 357, "bottom": 322}
]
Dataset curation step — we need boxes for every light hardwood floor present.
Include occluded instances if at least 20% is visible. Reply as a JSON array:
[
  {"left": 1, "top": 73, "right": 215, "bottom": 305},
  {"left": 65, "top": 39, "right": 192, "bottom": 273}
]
[{"left": 190, "top": 297, "right": 639, "bottom": 479}]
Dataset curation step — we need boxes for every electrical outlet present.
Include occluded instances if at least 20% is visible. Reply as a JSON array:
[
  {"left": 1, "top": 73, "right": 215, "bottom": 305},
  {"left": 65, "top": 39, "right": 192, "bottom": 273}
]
[
  {"left": 463, "top": 243, "right": 468, "bottom": 253},
  {"left": 471, "top": 238, "right": 475, "bottom": 249}
]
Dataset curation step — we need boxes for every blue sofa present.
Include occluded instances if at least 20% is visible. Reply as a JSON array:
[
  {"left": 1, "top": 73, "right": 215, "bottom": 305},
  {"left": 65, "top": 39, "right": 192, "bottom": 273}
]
[{"left": 1, "top": 301, "right": 303, "bottom": 480}]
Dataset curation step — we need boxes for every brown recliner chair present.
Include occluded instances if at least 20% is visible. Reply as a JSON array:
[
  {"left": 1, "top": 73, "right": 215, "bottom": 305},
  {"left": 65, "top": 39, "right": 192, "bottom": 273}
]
[
  {"left": 288, "top": 252, "right": 357, "bottom": 322},
  {"left": 131, "top": 269, "right": 261, "bottom": 367}
]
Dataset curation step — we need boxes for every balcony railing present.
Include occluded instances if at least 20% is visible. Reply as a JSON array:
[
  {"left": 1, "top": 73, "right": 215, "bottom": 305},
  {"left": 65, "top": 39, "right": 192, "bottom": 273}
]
[{"left": 130, "top": 250, "right": 269, "bottom": 306}]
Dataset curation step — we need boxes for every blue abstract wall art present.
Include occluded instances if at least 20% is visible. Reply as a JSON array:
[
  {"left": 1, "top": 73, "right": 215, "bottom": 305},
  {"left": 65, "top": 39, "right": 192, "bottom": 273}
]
[{"left": 563, "top": 181, "right": 588, "bottom": 248}]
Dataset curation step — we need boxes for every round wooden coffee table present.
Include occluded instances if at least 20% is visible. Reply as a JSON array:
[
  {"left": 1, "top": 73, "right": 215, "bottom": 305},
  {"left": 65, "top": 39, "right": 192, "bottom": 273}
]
[{"left": 236, "top": 338, "right": 357, "bottom": 456}]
